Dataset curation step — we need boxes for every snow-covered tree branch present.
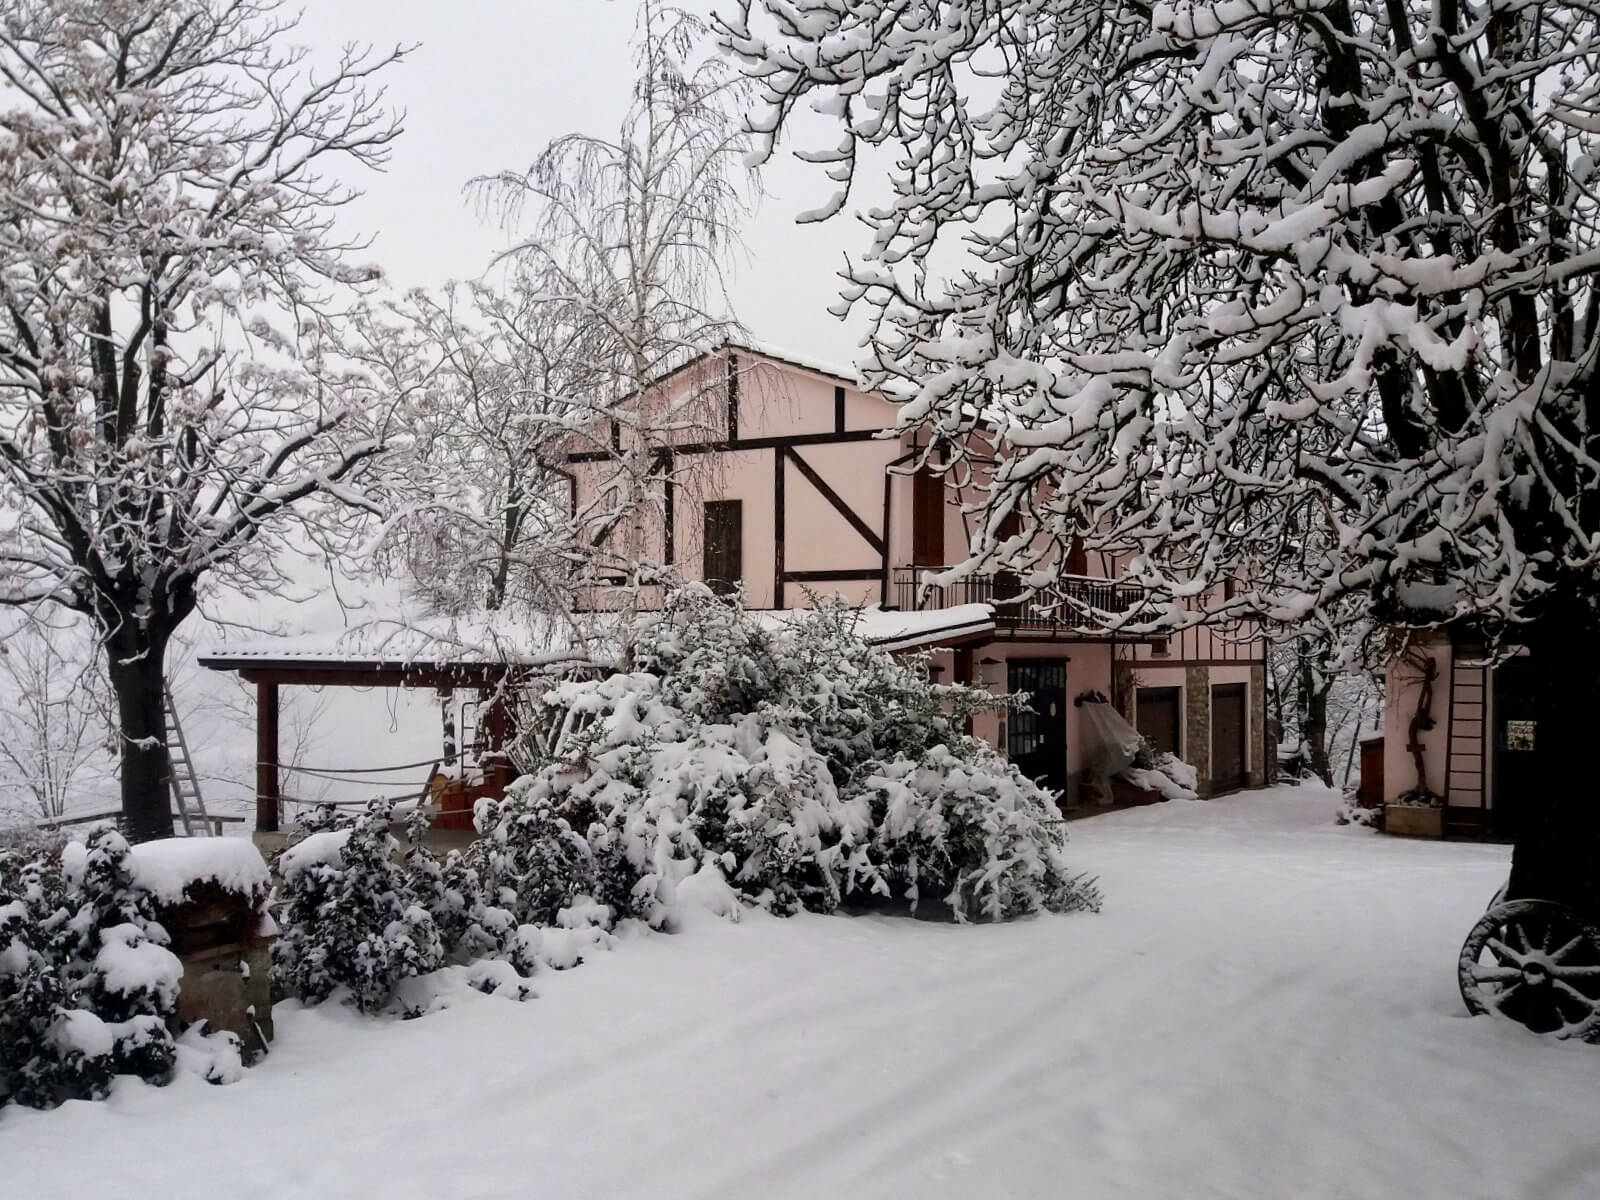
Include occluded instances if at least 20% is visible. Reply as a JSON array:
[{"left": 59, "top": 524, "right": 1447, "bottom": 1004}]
[{"left": 722, "top": 0, "right": 1600, "bottom": 906}]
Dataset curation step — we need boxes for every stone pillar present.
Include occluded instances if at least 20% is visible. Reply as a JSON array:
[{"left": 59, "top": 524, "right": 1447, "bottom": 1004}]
[
  {"left": 159, "top": 882, "right": 276, "bottom": 1062},
  {"left": 1185, "top": 664, "right": 1212, "bottom": 793},
  {"left": 1248, "top": 662, "right": 1267, "bottom": 787}
]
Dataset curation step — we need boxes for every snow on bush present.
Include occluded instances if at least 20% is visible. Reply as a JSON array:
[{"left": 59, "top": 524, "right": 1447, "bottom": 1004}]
[
  {"left": 494, "top": 586, "right": 1100, "bottom": 926},
  {"left": 0, "top": 826, "right": 182, "bottom": 1109},
  {"left": 272, "top": 801, "right": 533, "bottom": 1015}
]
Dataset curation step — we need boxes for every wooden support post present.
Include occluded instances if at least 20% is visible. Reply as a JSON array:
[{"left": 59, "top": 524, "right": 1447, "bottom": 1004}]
[
  {"left": 481, "top": 688, "right": 513, "bottom": 797},
  {"left": 256, "top": 681, "right": 280, "bottom": 833},
  {"left": 955, "top": 647, "right": 975, "bottom": 735}
]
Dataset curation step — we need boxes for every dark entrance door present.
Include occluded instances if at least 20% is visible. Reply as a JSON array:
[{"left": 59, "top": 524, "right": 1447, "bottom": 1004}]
[
  {"left": 1491, "top": 655, "right": 1539, "bottom": 839},
  {"left": 1136, "top": 687, "right": 1182, "bottom": 758},
  {"left": 1008, "top": 659, "right": 1067, "bottom": 796},
  {"left": 1211, "top": 683, "right": 1247, "bottom": 792}
]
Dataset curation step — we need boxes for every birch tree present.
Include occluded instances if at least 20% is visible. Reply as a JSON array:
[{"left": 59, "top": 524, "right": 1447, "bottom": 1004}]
[
  {"left": 0, "top": 1, "right": 408, "bottom": 840},
  {"left": 724, "top": 1, "right": 1600, "bottom": 907},
  {"left": 478, "top": 0, "right": 758, "bottom": 594},
  {"left": 367, "top": 280, "right": 597, "bottom": 617}
]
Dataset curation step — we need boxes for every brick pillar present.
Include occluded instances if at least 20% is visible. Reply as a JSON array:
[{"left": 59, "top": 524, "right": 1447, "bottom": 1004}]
[
  {"left": 1185, "top": 664, "right": 1212, "bottom": 793},
  {"left": 1248, "top": 663, "right": 1267, "bottom": 787}
]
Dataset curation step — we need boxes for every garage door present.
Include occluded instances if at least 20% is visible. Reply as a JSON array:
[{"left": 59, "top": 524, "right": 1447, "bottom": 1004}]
[
  {"left": 1136, "top": 687, "right": 1181, "bottom": 757},
  {"left": 1211, "top": 683, "right": 1247, "bottom": 792}
]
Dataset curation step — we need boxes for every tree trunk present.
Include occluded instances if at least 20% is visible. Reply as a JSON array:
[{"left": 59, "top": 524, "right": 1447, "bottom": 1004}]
[
  {"left": 1305, "top": 682, "right": 1332, "bottom": 786},
  {"left": 1507, "top": 622, "right": 1600, "bottom": 913},
  {"left": 1294, "top": 650, "right": 1333, "bottom": 784},
  {"left": 105, "top": 625, "right": 175, "bottom": 843}
]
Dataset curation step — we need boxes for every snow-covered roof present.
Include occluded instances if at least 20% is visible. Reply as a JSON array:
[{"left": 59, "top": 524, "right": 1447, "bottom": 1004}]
[
  {"left": 199, "top": 600, "right": 992, "bottom": 678},
  {"left": 751, "top": 604, "right": 996, "bottom": 653},
  {"left": 197, "top": 610, "right": 601, "bottom": 675},
  {"left": 731, "top": 337, "right": 866, "bottom": 388}
]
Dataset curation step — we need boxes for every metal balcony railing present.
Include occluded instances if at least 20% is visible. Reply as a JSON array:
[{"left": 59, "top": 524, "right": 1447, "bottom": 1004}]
[{"left": 890, "top": 566, "right": 1146, "bottom": 627}]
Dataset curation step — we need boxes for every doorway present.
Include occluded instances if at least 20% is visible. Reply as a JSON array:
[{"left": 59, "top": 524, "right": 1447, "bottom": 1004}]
[
  {"left": 1491, "top": 655, "right": 1539, "bottom": 839},
  {"left": 1211, "top": 683, "right": 1247, "bottom": 792},
  {"left": 1008, "top": 659, "right": 1068, "bottom": 796}
]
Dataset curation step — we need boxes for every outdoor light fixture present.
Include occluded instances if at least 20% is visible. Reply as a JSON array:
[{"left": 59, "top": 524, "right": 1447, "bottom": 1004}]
[{"left": 978, "top": 657, "right": 1004, "bottom": 688}]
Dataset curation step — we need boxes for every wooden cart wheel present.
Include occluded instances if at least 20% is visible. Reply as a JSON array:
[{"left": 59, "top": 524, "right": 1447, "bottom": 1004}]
[{"left": 1459, "top": 899, "right": 1600, "bottom": 1040}]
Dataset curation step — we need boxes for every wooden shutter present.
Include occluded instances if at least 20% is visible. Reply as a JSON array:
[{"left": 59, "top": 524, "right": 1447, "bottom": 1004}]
[
  {"left": 703, "top": 500, "right": 743, "bottom": 595},
  {"left": 912, "top": 469, "right": 945, "bottom": 566}
]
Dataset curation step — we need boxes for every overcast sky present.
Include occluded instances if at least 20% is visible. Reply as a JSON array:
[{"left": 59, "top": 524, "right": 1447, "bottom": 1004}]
[{"left": 296, "top": 0, "right": 868, "bottom": 367}]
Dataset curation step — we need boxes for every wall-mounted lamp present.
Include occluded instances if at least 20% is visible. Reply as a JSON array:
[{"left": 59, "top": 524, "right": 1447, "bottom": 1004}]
[{"left": 978, "top": 657, "right": 1004, "bottom": 689}]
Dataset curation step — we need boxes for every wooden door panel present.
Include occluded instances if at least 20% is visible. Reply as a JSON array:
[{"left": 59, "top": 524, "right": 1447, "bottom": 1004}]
[
  {"left": 1008, "top": 659, "right": 1068, "bottom": 796},
  {"left": 1211, "top": 683, "right": 1246, "bottom": 791},
  {"left": 1136, "top": 687, "right": 1182, "bottom": 758}
]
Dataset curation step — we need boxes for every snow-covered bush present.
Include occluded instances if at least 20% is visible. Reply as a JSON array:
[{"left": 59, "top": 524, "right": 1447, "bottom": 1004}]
[
  {"left": 465, "top": 794, "right": 599, "bottom": 928},
  {"left": 273, "top": 802, "right": 446, "bottom": 1014},
  {"left": 273, "top": 801, "right": 535, "bottom": 1014},
  {"left": 0, "top": 826, "right": 181, "bottom": 1109},
  {"left": 864, "top": 747, "right": 1100, "bottom": 921},
  {"left": 502, "top": 586, "right": 1100, "bottom": 925}
]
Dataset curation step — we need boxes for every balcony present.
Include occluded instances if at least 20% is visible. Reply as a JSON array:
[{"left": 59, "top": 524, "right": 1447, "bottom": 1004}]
[{"left": 890, "top": 566, "right": 1147, "bottom": 632}]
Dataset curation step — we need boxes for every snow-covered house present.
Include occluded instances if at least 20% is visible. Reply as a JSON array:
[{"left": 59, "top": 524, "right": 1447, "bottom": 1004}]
[
  {"left": 565, "top": 342, "right": 1271, "bottom": 807},
  {"left": 1381, "top": 631, "right": 1537, "bottom": 839}
]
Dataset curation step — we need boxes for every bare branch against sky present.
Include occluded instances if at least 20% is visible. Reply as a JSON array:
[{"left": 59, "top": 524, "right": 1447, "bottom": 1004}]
[{"left": 296, "top": 0, "right": 870, "bottom": 364}]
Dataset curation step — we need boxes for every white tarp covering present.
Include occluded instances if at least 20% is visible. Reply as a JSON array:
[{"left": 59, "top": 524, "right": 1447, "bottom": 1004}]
[{"left": 1079, "top": 699, "right": 1143, "bottom": 803}]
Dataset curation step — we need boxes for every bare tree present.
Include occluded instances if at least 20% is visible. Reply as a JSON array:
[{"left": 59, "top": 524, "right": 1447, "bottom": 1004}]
[
  {"left": 363, "top": 279, "right": 600, "bottom": 617},
  {"left": 726, "top": 1, "right": 1600, "bottom": 908},
  {"left": 0, "top": 1, "right": 411, "bottom": 839},
  {"left": 0, "top": 614, "right": 112, "bottom": 821},
  {"left": 477, "top": 0, "right": 759, "bottom": 596}
]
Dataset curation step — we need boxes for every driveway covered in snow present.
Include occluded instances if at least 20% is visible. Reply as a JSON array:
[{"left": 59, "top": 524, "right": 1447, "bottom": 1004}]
[{"left": 7, "top": 785, "right": 1598, "bottom": 1199}]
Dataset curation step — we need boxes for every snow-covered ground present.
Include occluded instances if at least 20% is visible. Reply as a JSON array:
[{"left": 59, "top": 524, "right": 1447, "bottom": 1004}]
[{"left": 7, "top": 785, "right": 1598, "bottom": 1200}]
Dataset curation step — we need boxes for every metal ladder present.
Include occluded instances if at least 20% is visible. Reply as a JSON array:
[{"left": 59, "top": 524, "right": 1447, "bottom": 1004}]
[{"left": 163, "top": 684, "right": 213, "bottom": 836}]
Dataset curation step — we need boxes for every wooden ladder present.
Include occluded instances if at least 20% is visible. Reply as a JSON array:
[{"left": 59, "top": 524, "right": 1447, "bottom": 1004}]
[
  {"left": 163, "top": 684, "right": 214, "bottom": 836},
  {"left": 1445, "top": 664, "right": 1488, "bottom": 838}
]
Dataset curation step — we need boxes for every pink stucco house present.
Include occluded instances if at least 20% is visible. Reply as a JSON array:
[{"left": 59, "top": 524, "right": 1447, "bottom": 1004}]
[{"left": 565, "top": 341, "right": 1271, "bottom": 807}]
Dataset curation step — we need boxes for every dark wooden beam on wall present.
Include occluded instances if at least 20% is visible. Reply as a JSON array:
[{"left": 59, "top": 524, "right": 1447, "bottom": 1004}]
[
  {"left": 785, "top": 447, "right": 885, "bottom": 554},
  {"left": 954, "top": 647, "right": 975, "bottom": 734},
  {"left": 881, "top": 446, "right": 919, "bottom": 606},
  {"left": 834, "top": 385, "right": 846, "bottom": 434},
  {"left": 727, "top": 351, "right": 740, "bottom": 442},
  {"left": 653, "top": 448, "right": 676, "bottom": 565},
  {"left": 774, "top": 444, "right": 786, "bottom": 609},
  {"left": 256, "top": 681, "right": 280, "bottom": 834},
  {"left": 783, "top": 569, "right": 883, "bottom": 582}
]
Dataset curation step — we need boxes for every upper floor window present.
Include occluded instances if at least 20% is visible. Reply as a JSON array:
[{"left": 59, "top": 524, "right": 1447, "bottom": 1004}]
[
  {"left": 1065, "top": 535, "right": 1088, "bottom": 576},
  {"left": 912, "top": 468, "right": 945, "bottom": 566},
  {"left": 704, "top": 500, "right": 743, "bottom": 595}
]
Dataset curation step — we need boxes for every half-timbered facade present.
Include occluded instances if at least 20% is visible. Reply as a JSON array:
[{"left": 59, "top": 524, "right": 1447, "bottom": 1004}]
[{"left": 568, "top": 342, "right": 1271, "bottom": 806}]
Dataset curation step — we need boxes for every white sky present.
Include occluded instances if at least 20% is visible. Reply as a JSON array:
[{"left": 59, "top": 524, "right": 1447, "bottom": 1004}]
[{"left": 297, "top": 0, "right": 869, "bottom": 366}]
